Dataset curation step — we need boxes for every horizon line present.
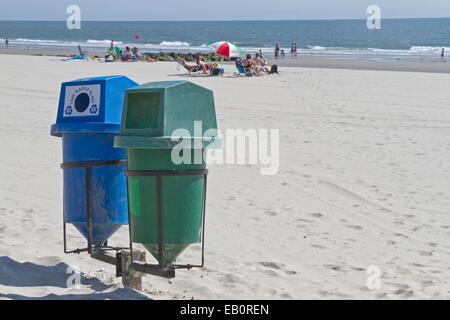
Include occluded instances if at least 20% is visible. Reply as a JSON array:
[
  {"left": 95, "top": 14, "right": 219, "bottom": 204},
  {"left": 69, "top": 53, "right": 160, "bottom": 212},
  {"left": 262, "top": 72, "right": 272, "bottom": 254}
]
[{"left": 0, "top": 17, "right": 449, "bottom": 22}]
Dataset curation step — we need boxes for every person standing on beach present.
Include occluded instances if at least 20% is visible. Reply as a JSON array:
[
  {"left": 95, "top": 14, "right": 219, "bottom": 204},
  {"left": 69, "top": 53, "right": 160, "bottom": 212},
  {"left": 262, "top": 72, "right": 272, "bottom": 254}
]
[
  {"left": 5, "top": 37, "right": 9, "bottom": 49},
  {"left": 275, "top": 43, "right": 280, "bottom": 59},
  {"left": 291, "top": 42, "right": 297, "bottom": 57},
  {"left": 441, "top": 48, "right": 445, "bottom": 62}
]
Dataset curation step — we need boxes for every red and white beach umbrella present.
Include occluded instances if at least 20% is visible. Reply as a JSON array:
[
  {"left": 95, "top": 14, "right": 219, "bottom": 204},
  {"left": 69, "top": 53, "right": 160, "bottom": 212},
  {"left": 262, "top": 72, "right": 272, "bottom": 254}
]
[{"left": 206, "top": 41, "right": 243, "bottom": 58}]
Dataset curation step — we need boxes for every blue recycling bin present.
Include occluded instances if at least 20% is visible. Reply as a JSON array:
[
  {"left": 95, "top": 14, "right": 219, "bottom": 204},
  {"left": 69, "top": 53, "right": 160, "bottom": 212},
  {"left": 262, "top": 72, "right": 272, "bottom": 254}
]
[{"left": 50, "top": 75, "right": 138, "bottom": 246}]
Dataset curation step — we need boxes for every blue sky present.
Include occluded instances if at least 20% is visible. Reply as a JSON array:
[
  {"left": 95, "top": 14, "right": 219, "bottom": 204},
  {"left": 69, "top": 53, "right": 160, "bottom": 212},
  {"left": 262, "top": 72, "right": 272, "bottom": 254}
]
[{"left": 0, "top": 0, "right": 449, "bottom": 20}]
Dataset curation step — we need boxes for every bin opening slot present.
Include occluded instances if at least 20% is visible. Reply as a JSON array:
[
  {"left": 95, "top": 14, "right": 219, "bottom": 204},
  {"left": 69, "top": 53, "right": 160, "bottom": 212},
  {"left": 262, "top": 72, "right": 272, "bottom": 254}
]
[{"left": 126, "top": 92, "right": 160, "bottom": 129}]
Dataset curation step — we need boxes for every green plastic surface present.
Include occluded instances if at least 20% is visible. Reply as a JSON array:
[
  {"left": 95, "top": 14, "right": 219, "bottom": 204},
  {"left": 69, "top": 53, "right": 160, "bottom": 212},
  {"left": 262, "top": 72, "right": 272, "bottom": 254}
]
[{"left": 115, "top": 81, "right": 219, "bottom": 265}]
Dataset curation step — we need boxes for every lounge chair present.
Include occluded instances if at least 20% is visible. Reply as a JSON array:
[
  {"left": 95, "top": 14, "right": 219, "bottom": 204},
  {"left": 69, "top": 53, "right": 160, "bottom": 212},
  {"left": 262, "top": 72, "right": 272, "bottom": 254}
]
[
  {"left": 131, "top": 49, "right": 142, "bottom": 61},
  {"left": 105, "top": 48, "right": 115, "bottom": 62},
  {"left": 177, "top": 60, "right": 203, "bottom": 75},
  {"left": 78, "top": 45, "right": 88, "bottom": 58},
  {"left": 234, "top": 59, "right": 253, "bottom": 77}
]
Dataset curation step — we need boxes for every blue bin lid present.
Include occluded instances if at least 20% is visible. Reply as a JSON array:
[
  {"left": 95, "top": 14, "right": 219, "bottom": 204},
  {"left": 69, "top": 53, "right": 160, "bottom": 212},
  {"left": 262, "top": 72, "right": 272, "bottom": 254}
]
[{"left": 50, "top": 75, "right": 138, "bottom": 137}]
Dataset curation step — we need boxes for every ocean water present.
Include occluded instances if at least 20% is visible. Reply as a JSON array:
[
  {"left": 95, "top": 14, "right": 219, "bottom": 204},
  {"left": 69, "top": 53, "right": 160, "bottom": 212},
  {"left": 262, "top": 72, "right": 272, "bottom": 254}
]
[{"left": 0, "top": 19, "right": 449, "bottom": 59}]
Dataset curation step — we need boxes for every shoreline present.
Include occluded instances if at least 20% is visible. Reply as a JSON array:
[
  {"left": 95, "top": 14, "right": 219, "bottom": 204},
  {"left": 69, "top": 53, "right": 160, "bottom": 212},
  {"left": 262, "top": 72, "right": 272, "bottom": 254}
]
[{"left": 1, "top": 47, "right": 449, "bottom": 74}]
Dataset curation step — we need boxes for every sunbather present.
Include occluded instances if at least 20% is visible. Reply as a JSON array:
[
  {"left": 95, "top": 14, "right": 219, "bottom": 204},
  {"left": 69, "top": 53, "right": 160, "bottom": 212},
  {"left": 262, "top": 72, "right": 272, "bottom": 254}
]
[
  {"left": 181, "top": 59, "right": 203, "bottom": 72},
  {"left": 132, "top": 47, "right": 157, "bottom": 62},
  {"left": 121, "top": 46, "right": 137, "bottom": 61},
  {"left": 242, "top": 53, "right": 260, "bottom": 76},
  {"left": 133, "top": 47, "right": 145, "bottom": 60},
  {"left": 254, "top": 53, "right": 270, "bottom": 74},
  {"left": 195, "top": 55, "right": 218, "bottom": 75}
]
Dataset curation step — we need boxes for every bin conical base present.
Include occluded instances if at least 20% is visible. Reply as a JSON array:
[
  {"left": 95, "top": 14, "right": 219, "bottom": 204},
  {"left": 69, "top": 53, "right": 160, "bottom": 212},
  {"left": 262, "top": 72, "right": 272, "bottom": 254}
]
[
  {"left": 73, "top": 223, "right": 121, "bottom": 246},
  {"left": 143, "top": 244, "right": 188, "bottom": 266}
]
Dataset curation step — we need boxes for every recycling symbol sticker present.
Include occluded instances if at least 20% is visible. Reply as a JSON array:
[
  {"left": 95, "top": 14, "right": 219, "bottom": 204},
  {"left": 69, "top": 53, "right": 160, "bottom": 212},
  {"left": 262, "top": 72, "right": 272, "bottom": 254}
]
[
  {"left": 89, "top": 104, "right": 98, "bottom": 114},
  {"left": 65, "top": 106, "right": 73, "bottom": 115}
]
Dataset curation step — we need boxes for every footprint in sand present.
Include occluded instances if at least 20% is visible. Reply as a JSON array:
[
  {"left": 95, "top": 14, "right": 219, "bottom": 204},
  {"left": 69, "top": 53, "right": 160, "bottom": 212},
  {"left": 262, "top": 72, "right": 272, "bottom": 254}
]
[
  {"left": 421, "top": 280, "right": 434, "bottom": 288},
  {"left": 310, "top": 213, "right": 323, "bottom": 218},
  {"left": 350, "top": 266, "right": 365, "bottom": 271},
  {"left": 285, "top": 270, "right": 297, "bottom": 275},
  {"left": 394, "top": 233, "right": 408, "bottom": 238},
  {"left": 418, "top": 250, "right": 433, "bottom": 256},
  {"left": 265, "top": 288, "right": 277, "bottom": 296},
  {"left": 324, "top": 264, "right": 346, "bottom": 272},
  {"left": 393, "top": 289, "right": 414, "bottom": 298},
  {"left": 345, "top": 225, "right": 363, "bottom": 231},
  {"left": 411, "top": 262, "right": 427, "bottom": 268},
  {"left": 264, "top": 210, "right": 277, "bottom": 216},
  {"left": 259, "top": 262, "right": 283, "bottom": 269}
]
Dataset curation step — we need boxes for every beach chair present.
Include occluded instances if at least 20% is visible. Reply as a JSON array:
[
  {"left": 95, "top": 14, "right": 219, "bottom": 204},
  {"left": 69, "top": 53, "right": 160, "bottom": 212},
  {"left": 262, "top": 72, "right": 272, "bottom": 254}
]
[
  {"left": 130, "top": 49, "right": 141, "bottom": 61},
  {"left": 105, "top": 48, "right": 115, "bottom": 62},
  {"left": 78, "top": 45, "right": 88, "bottom": 58},
  {"left": 234, "top": 59, "right": 253, "bottom": 77},
  {"left": 177, "top": 60, "right": 203, "bottom": 75}
]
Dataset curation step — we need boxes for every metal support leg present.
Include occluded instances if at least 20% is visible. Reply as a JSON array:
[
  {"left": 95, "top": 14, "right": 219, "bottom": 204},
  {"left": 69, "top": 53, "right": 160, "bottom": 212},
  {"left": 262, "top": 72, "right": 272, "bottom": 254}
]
[
  {"left": 156, "top": 175, "right": 164, "bottom": 267},
  {"left": 85, "top": 166, "right": 93, "bottom": 254},
  {"left": 120, "top": 249, "right": 146, "bottom": 291}
]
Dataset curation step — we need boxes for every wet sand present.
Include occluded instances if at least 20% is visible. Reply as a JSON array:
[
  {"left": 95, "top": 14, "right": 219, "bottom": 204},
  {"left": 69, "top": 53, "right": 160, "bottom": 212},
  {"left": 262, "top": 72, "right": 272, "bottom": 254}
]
[{"left": 1, "top": 47, "right": 449, "bottom": 74}]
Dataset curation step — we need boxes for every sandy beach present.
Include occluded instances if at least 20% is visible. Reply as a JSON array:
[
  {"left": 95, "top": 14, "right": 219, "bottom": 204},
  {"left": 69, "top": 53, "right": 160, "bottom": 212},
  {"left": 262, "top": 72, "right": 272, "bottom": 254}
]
[{"left": 0, "top": 54, "right": 449, "bottom": 300}]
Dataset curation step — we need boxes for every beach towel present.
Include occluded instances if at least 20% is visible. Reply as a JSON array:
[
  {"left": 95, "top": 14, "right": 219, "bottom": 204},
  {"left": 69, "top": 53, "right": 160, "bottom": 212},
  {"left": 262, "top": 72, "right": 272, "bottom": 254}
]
[{"left": 62, "top": 55, "right": 90, "bottom": 61}]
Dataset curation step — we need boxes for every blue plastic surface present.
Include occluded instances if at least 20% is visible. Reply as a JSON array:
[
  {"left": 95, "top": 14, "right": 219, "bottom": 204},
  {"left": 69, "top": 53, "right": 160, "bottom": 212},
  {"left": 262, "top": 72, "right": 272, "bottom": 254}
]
[{"left": 51, "top": 75, "right": 138, "bottom": 245}]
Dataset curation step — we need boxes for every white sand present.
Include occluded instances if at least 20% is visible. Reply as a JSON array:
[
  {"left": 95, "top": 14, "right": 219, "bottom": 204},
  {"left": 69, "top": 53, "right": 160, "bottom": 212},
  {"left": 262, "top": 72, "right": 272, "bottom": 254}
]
[{"left": 0, "top": 54, "right": 449, "bottom": 299}]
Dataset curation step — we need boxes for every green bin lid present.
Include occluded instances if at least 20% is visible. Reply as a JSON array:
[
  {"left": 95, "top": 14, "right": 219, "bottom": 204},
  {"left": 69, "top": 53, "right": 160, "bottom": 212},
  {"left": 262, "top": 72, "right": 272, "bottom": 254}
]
[{"left": 114, "top": 81, "right": 220, "bottom": 149}]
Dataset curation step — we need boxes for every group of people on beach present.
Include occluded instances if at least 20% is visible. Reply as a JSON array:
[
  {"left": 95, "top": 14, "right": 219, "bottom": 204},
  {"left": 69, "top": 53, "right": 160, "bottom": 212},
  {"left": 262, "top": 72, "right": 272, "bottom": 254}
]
[
  {"left": 180, "top": 53, "right": 276, "bottom": 77},
  {"left": 274, "top": 42, "right": 298, "bottom": 59},
  {"left": 107, "top": 40, "right": 157, "bottom": 62},
  {"left": 241, "top": 53, "right": 275, "bottom": 76}
]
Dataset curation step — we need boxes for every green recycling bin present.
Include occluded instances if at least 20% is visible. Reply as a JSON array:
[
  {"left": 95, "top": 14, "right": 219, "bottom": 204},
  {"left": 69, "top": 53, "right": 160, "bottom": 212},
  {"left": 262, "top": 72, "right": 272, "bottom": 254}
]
[{"left": 114, "top": 81, "right": 219, "bottom": 266}]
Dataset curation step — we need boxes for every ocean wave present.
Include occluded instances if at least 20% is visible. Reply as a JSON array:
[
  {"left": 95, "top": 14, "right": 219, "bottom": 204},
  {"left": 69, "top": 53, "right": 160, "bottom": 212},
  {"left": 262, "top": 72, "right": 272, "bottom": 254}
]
[
  {"left": 15, "top": 38, "right": 58, "bottom": 43},
  {"left": 5, "top": 37, "right": 450, "bottom": 57},
  {"left": 409, "top": 45, "right": 450, "bottom": 54},
  {"left": 158, "top": 41, "right": 190, "bottom": 46},
  {"left": 299, "top": 45, "right": 449, "bottom": 57},
  {"left": 86, "top": 39, "right": 123, "bottom": 45}
]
